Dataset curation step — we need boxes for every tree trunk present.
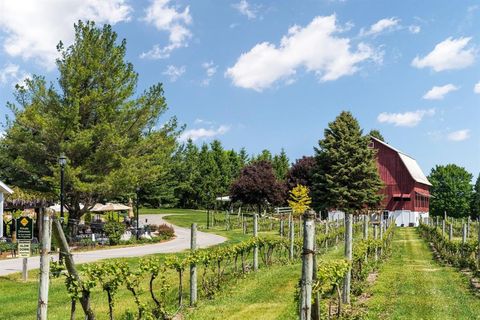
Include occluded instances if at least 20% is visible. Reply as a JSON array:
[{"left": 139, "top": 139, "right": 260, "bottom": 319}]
[{"left": 342, "top": 213, "right": 353, "bottom": 305}]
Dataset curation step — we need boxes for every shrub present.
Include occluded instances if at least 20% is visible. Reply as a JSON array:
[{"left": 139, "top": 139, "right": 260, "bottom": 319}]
[
  {"left": 157, "top": 224, "right": 174, "bottom": 239},
  {"left": 104, "top": 221, "right": 126, "bottom": 245}
]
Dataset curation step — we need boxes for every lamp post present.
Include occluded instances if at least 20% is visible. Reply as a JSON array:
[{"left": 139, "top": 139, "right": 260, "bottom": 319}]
[
  {"left": 136, "top": 187, "right": 140, "bottom": 240},
  {"left": 59, "top": 154, "right": 67, "bottom": 225}
]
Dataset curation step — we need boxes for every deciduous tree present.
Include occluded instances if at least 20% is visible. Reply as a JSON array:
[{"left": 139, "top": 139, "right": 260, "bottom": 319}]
[
  {"left": 428, "top": 164, "right": 473, "bottom": 218},
  {"left": 230, "top": 160, "right": 285, "bottom": 213}
]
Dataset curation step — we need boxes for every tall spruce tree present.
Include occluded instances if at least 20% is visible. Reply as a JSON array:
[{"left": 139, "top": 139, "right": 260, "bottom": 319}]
[
  {"left": 272, "top": 148, "right": 290, "bottom": 181},
  {"left": 472, "top": 173, "right": 480, "bottom": 219},
  {"left": 311, "top": 111, "right": 383, "bottom": 304}
]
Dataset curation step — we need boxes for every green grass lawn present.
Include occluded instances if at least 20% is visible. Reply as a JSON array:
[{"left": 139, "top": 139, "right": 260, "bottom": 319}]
[{"left": 363, "top": 227, "right": 480, "bottom": 320}]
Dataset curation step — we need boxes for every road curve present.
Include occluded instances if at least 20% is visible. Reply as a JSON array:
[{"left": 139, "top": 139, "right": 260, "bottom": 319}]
[{"left": 0, "top": 214, "right": 226, "bottom": 276}]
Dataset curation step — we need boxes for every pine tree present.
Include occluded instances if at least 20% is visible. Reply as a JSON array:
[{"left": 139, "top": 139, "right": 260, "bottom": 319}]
[
  {"left": 311, "top": 111, "right": 383, "bottom": 305},
  {"left": 312, "top": 111, "right": 383, "bottom": 213},
  {"left": 472, "top": 173, "right": 480, "bottom": 219},
  {"left": 196, "top": 143, "right": 219, "bottom": 208},
  {"left": 368, "top": 129, "right": 385, "bottom": 142},
  {"left": 272, "top": 148, "right": 290, "bottom": 181}
]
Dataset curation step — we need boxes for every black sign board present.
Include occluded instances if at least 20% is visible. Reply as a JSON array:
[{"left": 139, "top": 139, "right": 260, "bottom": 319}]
[{"left": 16, "top": 216, "right": 33, "bottom": 240}]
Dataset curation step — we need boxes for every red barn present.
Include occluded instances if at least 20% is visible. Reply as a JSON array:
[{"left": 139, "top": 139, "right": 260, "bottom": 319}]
[{"left": 371, "top": 137, "right": 431, "bottom": 226}]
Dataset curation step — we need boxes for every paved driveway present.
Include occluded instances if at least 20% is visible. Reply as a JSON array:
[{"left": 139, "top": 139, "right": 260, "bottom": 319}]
[{"left": 0, "top": 214, "right": 226, "bottom": 276}]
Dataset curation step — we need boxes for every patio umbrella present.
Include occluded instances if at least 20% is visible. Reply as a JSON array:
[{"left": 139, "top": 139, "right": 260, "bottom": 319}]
[{"left": 91, "top": 203, "right": 132, "bottom": 212}]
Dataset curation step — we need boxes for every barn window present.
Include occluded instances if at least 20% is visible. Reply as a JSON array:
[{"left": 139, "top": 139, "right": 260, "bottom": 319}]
[{"left": 368, "top": 141, "right": 374, "bottom": 148}]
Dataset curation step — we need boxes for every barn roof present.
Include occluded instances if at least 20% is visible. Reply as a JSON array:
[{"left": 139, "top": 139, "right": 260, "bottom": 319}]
[{"left": 371, "top": 137, "right": 432, "bottom": 186}]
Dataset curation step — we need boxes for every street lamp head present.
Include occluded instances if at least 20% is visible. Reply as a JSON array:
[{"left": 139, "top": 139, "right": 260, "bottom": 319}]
[{"left": 59, "top": 154, "right": 67, "bottom": 167}]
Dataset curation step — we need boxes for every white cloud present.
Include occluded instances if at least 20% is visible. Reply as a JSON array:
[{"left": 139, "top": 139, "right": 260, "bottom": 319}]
[
  {"left": 377, "top": 109, "right": 435, "bottom": 127},
  {"left": 360, "top": 17, "right": 400, "bottom": 37},
  {"left": 412, "top": 37, "right": 476, "bottom": 72},
  {"left": 140, "top": 0, "right": 192, "bottom": 59},
  {"left": 0, "top": 63, "right": 30, "bottom": 87},
  {"left": 474, "top": 81, "right": 480, "bottom": 94},
  {"left": 226, "top": 15, "right": 381, "bottom": 91},
  {"left": 162, "top": 65, "right": 185, "bottom": 82},
  {"left": 423, "top": 84, "right": 459, "bottom": 100},
  {"left": 179, "top": 125, "right": 230, "bottom": 142},
  {"left": 447, "top": 129, "right": 470, "bottom": 141},
  {"left": 408, "top": 25, "right": 421, "bottom": 34},
  {"left": 0, "top": 0, "right": 132, "bottom": 69},
  {"left": 201, "top": 61, "right": 218, "bottom": 86},
  {"left": 232, "top": 0, "right": 257, "bottom": 19}
]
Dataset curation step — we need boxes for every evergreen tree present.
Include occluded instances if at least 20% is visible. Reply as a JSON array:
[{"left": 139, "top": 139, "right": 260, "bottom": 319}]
[
  {"left": 311, "top": 111, "right": 383, "bottom": 304},
  {"left": 472, "top": 173, "right": 480, "bottom": 219},
  {"left": 0, "top": 21, "right": 177, "bottom": 237},
  {"left": 238, "top": 147, "right": 249, "bottom": 166},
  {"left": 210, "top": 140, "right": 231, "bottom": 196},
  {"left": 172, "top": 140, "right": 200, "bottom": 208},
  {"left": 272, "top": 148, "right": 290, "bottom": 180},
  {"left": 254, "top": 149, "right": 273, "bottom": 162},
  {"left": 428, "top": 164, "right": 473, "bottom": 218},
  {"left": 196, "top": 143, "right": 219, "bottom": 208},
  {"left": 368, "top": 129, "right": 385, "bottom": 142}
]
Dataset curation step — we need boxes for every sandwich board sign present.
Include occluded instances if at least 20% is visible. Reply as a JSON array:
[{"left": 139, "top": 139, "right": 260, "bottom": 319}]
[
  {"left": 16, "top": 216, "right": 33, "bottom": 240},
  {"left": 18, "top": 240, "right": 31, "bottom": 258}
]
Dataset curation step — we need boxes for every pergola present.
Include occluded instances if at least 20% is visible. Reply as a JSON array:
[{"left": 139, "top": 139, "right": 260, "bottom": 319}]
[{"left": 0, "top": 181, "right": 14, "bottom": 238}]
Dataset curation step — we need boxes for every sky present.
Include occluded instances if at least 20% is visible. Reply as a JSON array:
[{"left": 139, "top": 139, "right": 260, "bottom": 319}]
[{"left": 0, "top": 0, "right": 479, "bottom": 178}]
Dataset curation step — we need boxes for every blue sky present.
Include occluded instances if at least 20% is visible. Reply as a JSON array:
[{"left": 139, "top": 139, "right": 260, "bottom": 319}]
[{"left": 0, "top": 0, "right": 479, "bottom": 178}]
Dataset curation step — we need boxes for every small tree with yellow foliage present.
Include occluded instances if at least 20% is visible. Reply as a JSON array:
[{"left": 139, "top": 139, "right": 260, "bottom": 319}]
[{"left": 288, "top": 184, "right": 311, "bottom": 216}]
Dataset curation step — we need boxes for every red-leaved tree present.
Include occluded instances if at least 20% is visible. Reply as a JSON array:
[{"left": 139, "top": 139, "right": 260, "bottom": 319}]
[{"left": 230, "top": 160, "right": 285, "bottom": 213}]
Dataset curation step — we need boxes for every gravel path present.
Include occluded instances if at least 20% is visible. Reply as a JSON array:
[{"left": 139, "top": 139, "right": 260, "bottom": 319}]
[{"left": 0, "top": 214, "right": 226, "bottom": 276}]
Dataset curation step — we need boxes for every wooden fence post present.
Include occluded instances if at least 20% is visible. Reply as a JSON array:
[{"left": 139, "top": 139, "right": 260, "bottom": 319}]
[
  {"left": 253, "top": 214, "right": 259, "bottom": 271},
  {"left": 449, "top": 223, "right": 453, "bottom": 241},
  {"left": 206, "top": 210, "right": 210, "bottom": 229},
  {"left": 37, "top": 208, "right": 52, "bottom": 320},
  {"left": 299, "top": 211, "right": 315, "bottom": 320},
  {"left": 342, "top": 213, "right": 353, "bottom": 305},
  {"left": 289, "top": 214, "right": 294, "bottom": 260},
  {"left": 467, "top": 217, "right": 470, "bottom": 238},
  {"left": 190, "top": 223, "right": 197, "bottom": 307},
  {"left": 442, "top": 219, "right": 445, "bottom": 238},
  {"left": 462, "top": 223, "right": 467, "bottom": 244},
  {"left": 379, "top": 221, "right": 384, "bottom": 257}
]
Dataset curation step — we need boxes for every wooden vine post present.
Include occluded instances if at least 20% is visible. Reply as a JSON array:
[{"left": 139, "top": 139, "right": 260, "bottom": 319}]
[
  {"left": 190, "top": 223, "right": 197, "bottom": 307},
  {"left": 379, "top": 220, "right": 384, "bottom": 257},
  {"left": 462, "top": 223, "right": 467, "bottom": 244},
  {"left": 311, "top": 234, "right": 320, "bottom": 320},
  {"left": 289, "top": 214, "right": 294, "bottom": 260},
  {"left": 449, "top": 223, "right": 453, "bottom": 241},
  {"left": 374, "top": 224, "right": 378, "bottom": 262},
  {"left": 342, "top": 213, "right": 353, "bottom": 305},
  {"left": 363, "top": 214, "right": 368, "bottom": 240},
  {"left": 37, "top": 208, "right": 52, "bottom": 320},
  {"left": 253, "top": 214, "right": 259, "bottom": 271},
  {"left": 52, "top": 217, "right": 96, "bottom": 320},
  {"left": 299, "top": 211, "right": 315, "bottom": 320},
  {"left": 442, "top": 218, "right": 445, "bottom": 237}
]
